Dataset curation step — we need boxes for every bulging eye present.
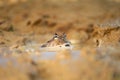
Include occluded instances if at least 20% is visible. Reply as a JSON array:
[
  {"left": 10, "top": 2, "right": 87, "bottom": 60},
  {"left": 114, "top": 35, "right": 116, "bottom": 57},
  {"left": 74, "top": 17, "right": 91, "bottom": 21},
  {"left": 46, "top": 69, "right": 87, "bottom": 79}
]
[
  {"left": 53, "top": 35, "right": 59, "bottom": 39},
  {"left": 53, "top": 33, "right": 59, "bottom": 38}
]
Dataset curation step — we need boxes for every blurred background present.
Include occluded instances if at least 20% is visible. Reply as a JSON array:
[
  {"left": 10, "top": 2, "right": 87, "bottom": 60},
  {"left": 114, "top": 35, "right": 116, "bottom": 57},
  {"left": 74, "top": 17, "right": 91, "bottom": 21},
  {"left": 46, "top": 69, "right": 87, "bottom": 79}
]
[{"left": 0, "top": 0, "right": 120, "bottom": 80}]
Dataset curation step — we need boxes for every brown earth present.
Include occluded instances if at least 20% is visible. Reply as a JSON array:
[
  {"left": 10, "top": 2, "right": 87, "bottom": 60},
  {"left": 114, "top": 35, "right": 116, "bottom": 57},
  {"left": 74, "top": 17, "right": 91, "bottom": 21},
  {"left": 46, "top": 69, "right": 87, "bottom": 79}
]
[{"left": 0, "top": 0, "right": 120, "bottom": 80}]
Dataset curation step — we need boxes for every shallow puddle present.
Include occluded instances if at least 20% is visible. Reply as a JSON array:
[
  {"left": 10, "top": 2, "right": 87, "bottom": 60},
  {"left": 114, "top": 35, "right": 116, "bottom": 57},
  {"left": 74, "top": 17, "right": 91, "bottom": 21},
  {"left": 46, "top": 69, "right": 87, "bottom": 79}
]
[{"left": 31, "top": 50, "right": 80, "bottom": 61}]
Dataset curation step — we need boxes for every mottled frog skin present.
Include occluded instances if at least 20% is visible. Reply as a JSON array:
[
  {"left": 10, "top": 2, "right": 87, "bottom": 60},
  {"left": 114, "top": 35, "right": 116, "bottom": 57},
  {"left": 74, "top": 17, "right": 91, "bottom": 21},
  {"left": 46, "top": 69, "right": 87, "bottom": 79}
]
[{"left": 40, "top": 33, "right": 71, "bottom": 48}]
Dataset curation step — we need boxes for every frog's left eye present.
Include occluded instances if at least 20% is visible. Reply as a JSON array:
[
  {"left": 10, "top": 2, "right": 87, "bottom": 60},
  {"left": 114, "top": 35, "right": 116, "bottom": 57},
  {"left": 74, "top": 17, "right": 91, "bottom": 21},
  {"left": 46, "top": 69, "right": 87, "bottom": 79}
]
[
  {"left": 53, "top": 33, "right": 59, "bottom": 38},
  {"left": 54, "top": 35, "right": 59, "bottom": 38}
]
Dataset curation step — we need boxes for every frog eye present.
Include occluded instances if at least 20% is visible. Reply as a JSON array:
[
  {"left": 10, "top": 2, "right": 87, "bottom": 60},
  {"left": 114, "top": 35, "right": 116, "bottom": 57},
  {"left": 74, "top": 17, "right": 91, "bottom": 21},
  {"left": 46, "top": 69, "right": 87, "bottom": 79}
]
[{"left": 53, "top": 33, "right": 59, "bottom": 38}]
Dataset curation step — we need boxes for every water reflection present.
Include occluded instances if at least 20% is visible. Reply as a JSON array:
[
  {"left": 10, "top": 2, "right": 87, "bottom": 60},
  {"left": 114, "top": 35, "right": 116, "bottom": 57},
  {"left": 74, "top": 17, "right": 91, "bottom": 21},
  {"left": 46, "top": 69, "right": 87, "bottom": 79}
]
[{"left": 31, "top": 50, "right": 80, "bottom": 61}]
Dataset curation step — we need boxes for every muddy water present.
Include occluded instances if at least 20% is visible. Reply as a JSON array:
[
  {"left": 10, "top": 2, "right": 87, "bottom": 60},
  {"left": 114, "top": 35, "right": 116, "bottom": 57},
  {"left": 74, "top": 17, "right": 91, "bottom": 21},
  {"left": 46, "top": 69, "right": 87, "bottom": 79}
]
[
  {"left": 0, "top": 47, "right": 83, "bottom": 80},
  {"left": 0, "top": 45, "right": 119, "bottom": 80},
  {"left": 0, "top": 47, "right": 81, "bottom": 62},
  {"left": 31, "top": 50, "right": 80, "bottom": 60}
]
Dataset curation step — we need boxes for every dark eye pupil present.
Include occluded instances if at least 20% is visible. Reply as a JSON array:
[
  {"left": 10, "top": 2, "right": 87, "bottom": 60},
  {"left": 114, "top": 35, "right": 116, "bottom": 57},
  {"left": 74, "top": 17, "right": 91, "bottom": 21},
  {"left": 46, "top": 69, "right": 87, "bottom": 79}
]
[{"left": 54, "top": 35, "right": 58, "bottom": 38}]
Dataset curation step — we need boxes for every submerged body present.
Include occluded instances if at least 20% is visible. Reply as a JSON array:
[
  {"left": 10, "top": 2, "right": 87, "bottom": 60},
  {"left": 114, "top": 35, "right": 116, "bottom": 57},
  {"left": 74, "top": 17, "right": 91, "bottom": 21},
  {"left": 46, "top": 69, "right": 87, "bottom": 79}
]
[{"left": 40, "top": 33, "right": 72, "bottom": 51}]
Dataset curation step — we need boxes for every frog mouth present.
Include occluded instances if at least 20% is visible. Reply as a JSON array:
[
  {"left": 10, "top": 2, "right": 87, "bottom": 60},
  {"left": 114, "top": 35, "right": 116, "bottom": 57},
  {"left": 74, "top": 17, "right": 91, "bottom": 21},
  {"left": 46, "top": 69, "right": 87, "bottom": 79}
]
[
  {"left": 40, "top": 43, "right": 73, "bottom": 51},
  {"left": 40, "top": 43, "right": 72, "bottom": 48}
]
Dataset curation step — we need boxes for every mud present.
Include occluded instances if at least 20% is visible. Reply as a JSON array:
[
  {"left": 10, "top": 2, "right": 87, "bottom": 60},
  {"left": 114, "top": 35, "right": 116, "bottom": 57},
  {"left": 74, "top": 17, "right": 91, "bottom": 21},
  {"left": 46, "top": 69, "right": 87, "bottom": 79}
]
[{"left": 0, "top": 0, "right": 120, "bottom": 80}]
